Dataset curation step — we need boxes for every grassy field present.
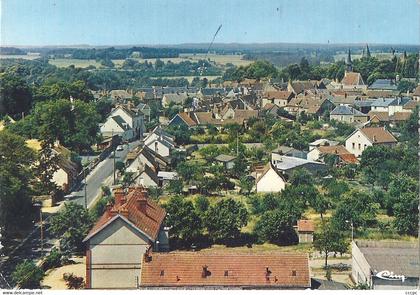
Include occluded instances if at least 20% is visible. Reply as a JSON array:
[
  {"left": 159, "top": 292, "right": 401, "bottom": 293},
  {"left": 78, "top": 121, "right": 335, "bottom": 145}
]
[
  {"left": 179, "top": 53, "right": 253, "bottom": 67},
  {"left": 0, "top": 54, "right": 40, "bottom": 60},
  {"left": 49, "top": 58, "right": 103, "bottom": 68}
]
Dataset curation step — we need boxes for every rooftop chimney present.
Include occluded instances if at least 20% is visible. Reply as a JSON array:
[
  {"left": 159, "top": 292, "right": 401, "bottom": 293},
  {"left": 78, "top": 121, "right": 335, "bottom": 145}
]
[
  {"left": 106, "top": 202, "right": 113, "bottom": 213},
  {"left": 114, "top": 188, "right": 125, "bottom": 205},
  {"left": 137, "top": 198, "right": 147, "bottom": 214},
  {"left": 202, "top": 266, "right": 211, "bottom": 278}
]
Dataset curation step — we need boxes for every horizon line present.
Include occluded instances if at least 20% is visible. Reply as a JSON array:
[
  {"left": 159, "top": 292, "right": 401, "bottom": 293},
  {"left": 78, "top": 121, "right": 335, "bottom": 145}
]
[{"left": 2, "top": 42, "right": 420, "bottom": 49}]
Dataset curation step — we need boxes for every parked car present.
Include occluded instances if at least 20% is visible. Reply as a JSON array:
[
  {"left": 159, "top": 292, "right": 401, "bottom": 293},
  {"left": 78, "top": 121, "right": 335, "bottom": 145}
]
[{"left": 116, "top": 145, "right": 124, "bottom": 151}]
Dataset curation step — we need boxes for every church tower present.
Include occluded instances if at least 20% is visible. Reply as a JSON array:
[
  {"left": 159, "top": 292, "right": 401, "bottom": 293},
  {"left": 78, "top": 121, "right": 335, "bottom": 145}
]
[
  {"left": 365, "top": 44, "right": 371, "bottom": 58},
  {"left": 346, "top": 49, "right": 353, "bottom": 72}
]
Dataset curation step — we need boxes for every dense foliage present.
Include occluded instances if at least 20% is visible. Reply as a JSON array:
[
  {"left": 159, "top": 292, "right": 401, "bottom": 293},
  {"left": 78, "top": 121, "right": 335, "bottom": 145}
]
[{"left": 0, "top": 130, "right": 37, "bottom": 236}]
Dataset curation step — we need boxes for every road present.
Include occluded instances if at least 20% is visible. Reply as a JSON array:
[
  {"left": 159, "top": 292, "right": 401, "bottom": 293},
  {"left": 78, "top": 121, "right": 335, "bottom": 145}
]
[
  {"left": 72, "top": 140, "right": 140, "bottom": 208},
  {"left": 0, "top": 140, "right": 140, "bottom": 289}
]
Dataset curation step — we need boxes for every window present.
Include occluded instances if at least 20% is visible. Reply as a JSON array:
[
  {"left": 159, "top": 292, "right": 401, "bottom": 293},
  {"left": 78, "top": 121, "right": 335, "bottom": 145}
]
[
  {"left": 358, "top": 143, "right": 361, "bottom": 150},
  {"left": 352, "top": 143, "right": 355, "bottom": 149},
  {"left": 160, "top": 270, "right": 164, "bottom": 276},
  {"left": 292, "top": 270, "right": 297, "bottom": 276},
  {"left": 224, "top": 270, "right": 229, "bottom": 277}
]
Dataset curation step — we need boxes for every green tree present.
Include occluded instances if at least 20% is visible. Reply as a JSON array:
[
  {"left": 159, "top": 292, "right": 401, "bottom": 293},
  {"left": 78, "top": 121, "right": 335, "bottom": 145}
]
[
  {"left": 29, "top": 99, "right": 100, "bottom": 152},
  {"left": 0, "top": 130, "right": 36, "bottom": 236},
  {"left": 231, "top": 153, "right": 247, "bottom": 178},
  {"left": 314, "top": 221, "right": 349, "bottom": 267},
  {"left": 115, "top": 161, "right": 125, "bottom": 173},
  {"left": 331, "top": 190, "right": 378, "bottom": 232},
  {"left": 205, "top": 199, "right": 248, "bottom": 242},
  {"left": 34, "top": 140, "right": 60, "bottom": 196},
  {"left": 0, "top": 72, "right": 33, "bottom": 117},
  {"left": 164, "top": 196, "right": 202, "bottom": 244},
  {"left": 254, "top": 209, "right": 298, "bottom": 245},
  {"left": 239, "top": 176, "right": 254, "bottom": 195},
  {"left": 12, "top": 260, "right": 45, "bottom": 289},
  {"left": 397, "top": 80, "right": 416, "bottom": 93},
  {"left": 393, "top": 191, "right": 418, "bottom": 235},
  {"left": 148, "top": 186, "right": 163, "bottom": 200},
  {"left": 34, "top": 80, "right": 93, "bottom": 103},
  {"left": 50, "top": 203, "right": 93, "bottom": 254},
  {"left": 167, "top": 179, "right": 183, "bottom": 195},
  {"left": 194, "top": 195, "right": 209, "bottom": 213}
]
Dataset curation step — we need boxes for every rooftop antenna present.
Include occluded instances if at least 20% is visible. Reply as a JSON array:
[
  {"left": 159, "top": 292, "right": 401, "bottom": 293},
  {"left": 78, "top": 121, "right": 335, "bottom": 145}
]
[{"left": 200, "top": 24, "right": 222, "bottom": 76}]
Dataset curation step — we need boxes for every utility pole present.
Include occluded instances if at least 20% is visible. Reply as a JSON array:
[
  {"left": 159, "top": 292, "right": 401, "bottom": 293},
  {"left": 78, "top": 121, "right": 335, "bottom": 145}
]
[
  {"left": 40, "top": 208, "right": 43, "bottom": 254},
  {"left": 236, "top": 133, "right": 239, "bottom": 156},
  {"left": 33, "top": 203, "right": 43, "bottom": 255},
  {"left": 112, "top": 129, "right": 116, "bottom": 185},
  {"left": 84, "top": 156, "right": 88, "bottom": 209}
]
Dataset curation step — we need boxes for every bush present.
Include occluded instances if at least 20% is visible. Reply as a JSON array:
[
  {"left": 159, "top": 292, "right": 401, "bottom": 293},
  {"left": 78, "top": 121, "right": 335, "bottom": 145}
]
[
  {"left": 12, "top": 260, "right": 45, "bottom": 289},
  {"left": 90, "top": 193, "right": 114, "bottom": 220},
  {"left": 63, "top": 273, "right": 85, "bottom": 289},
  {"left": 42, "top": 249, "right": 63, "bottom": 271},
  {"left": 195, "top": 195, "right": 209, "bottom": 213}
]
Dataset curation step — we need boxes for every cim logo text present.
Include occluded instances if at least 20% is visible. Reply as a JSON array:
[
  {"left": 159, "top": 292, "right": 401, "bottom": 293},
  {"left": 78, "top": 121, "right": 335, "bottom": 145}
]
[{"left": 375, "top": 270, "right": 406, "bottom": 282}]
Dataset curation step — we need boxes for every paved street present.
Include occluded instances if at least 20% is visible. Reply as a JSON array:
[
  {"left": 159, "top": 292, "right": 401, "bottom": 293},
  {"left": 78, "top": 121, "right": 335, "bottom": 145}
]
[
  {"left": 0, "top": 140, "right": 140, "bottom": 289},
  {"left": 72, "top": 140, "right": 140, "bottom": 208}
]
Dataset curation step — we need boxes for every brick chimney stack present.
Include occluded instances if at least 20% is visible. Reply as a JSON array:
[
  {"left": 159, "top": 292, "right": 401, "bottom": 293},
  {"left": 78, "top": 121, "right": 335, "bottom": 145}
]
[
  {"left": 106, "top": 202, "right": 113, "bottom": 213},
  {"left": 114, "top": 188, "right": 125, "bottom": 205},
  {"left": 137, "top": 198, "right": 147, "bottom": 214}
]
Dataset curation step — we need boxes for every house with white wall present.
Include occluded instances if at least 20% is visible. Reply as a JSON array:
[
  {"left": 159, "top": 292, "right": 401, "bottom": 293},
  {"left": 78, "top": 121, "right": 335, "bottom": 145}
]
[
  {"left": 100, "top": 115, "right": 135, "bottom": 142},
  {"left": 256, "top": 163, "right": 286, "bottom": 193},
  {"left": 83, "top": 187, "right": 168, "bottom": 289},
  {"left": 109, "top": 105, "right": 145, "bottom": 138},
  {"left": 345, "top": 127, "right": 397, "bottom": 157},
  {"left": 144, "top": 126, "right": 176, "bottom": 158}
]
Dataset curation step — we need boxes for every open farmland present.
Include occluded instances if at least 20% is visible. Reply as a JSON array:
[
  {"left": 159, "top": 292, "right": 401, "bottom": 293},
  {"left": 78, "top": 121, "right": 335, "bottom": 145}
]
[
  {"left": 49, "top": 58, "right": 103, "bottom": 68},
  {"left": 116, "top": 53, "right": 253, "bottom": 67},
  {"left": 0, "top": 54, "right": 41, "bottom": 60}
]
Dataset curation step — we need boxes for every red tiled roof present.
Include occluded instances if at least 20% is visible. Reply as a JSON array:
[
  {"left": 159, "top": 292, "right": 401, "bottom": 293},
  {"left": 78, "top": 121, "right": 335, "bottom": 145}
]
[
  {"left": 177, "top": 112, "right": 198, "bottom": 127},
  {"left": 339, "top": 153, "right": 359, "bottom": 164},
  {"left": 368, "top": 111, "right": 390, "bottom": 122},
  {"left": 318, "top": 145, "right": 350, "bottom": 155},
  {"left": 264, "top": 91, "right": 293, "bottom": 100},
  {"left": 141, "top": 252, "right": 310, "bottom": 288},
  {"left": 360, "top": 127, "right": 397, "bottom": 144},
  {"left": 84, "top": 187, "right": 166, "bottom": 242},
  {"left": 341, "top": 72, "right": 365, "bottom": 86},
  {"left": 297, "top": 220, "right": 314, "bottom": 232}
]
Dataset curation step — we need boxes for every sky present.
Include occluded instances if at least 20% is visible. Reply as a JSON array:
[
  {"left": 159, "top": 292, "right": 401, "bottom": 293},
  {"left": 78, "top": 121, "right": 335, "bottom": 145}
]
[{"left": 1, "top": 0, "right": 420, "bottom": 46}]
